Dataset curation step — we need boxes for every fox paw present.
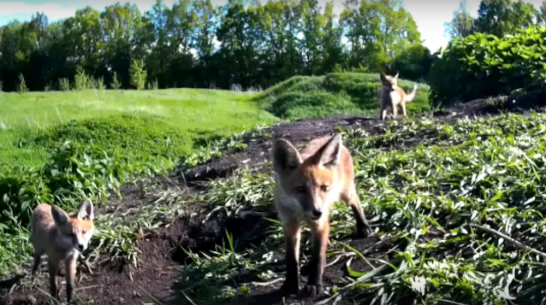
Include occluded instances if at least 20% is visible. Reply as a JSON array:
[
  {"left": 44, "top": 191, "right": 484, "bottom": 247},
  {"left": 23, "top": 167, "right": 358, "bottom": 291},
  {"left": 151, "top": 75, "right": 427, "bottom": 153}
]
[
  {"left": 280, "top": 280, "right": 299, "bottom": 296},
  {"left": 356, "top": 226, "right": 373, "bottom": 238},
  {"left": 302, "top": 283, "right": 323, "bottom": 298}
]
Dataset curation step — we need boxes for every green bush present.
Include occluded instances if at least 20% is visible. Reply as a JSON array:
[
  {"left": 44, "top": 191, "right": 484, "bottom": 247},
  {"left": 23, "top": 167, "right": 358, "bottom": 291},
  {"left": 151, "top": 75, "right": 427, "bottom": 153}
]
[
  {"left": 59, "top": 78, "right": 71, "bottom": 91},
  {"left": 17, "top": 74, "right": 28, "bottom": 93},
  {"left": 130, "top": 59, "right": 147, "bottom": 90},
  {"left": 428, "top": 26, "right": 546, "bottom": 108},
  {"left": 111, "top": 72, "right": 121, "bottom": 90}
]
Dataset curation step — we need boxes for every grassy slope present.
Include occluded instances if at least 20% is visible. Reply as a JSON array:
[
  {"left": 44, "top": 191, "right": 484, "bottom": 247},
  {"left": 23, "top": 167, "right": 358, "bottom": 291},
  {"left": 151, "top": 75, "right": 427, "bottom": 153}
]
[
  {"left": 0, "top": 89, "right": 276, "bottom": 168},
  {"left": 254, "top": 72, "right": 430, "bottom": 120},
  {"left": 0, "top": 73, "right": 429, "bottom": 279}
]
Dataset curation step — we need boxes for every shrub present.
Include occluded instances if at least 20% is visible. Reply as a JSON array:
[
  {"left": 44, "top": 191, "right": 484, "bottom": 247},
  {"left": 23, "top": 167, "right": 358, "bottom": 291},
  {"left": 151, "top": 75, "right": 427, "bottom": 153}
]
[
  {"left": 130, "top": 59, "right": 147, "bottom": 90},
  {"left": 59, "top": 78, "right": 71, "bottom": 91},
  {"left": 111, "top": 72, "right": 121, "bottom": 90},
  {"left": 428, "top": 26, "right": 546, "bottom": 108},
  {"left": 17, "top": 74, "right": 28, "bottom": 93},
  {"left": 96, "top": 77, "right": 106, "bottom": 90},
  {"left": 74, "top": 66, "right": 91, "bottom": 90}
]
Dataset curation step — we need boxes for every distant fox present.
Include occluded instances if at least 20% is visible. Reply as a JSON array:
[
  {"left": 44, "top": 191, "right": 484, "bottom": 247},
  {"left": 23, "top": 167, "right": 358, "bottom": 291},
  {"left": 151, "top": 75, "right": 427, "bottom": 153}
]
[
  {"left": 31, "top": 200, "right": 95, "bottom": 303},
  {"left": 272, "top": 133, "right": 372, "bottom": 297},
  {"left": 379, "top": 72, "right": 417, "bottom": 120}
]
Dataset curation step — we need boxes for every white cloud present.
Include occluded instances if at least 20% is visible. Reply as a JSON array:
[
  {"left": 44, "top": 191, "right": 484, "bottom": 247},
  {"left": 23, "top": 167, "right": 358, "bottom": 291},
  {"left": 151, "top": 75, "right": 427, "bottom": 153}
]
[{"left": 0, "top": 1, "right": 75, "bottom": 21}]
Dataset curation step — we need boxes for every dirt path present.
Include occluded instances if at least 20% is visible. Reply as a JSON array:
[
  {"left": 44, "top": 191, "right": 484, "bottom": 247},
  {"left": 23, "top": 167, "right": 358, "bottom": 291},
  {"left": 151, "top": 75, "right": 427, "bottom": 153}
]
[{"left": 0, "top": 97, "right": 528, "bottom": 305}]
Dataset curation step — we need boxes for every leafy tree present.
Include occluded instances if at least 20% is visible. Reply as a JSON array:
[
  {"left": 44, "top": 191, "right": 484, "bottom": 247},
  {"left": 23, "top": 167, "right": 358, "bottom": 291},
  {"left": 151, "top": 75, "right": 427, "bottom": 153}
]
[
  {"left": 0, "top": 0, "right": 431, "bottom": 91},
  {"left": 474, "top": 0, "right": 537, "bottom": 37},
  {"left": 445, "top": 1, "right": 474, "bottom": 39}
]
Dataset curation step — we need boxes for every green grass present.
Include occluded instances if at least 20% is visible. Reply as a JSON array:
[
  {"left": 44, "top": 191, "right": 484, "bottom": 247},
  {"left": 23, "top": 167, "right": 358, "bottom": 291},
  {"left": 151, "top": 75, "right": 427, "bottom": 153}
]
[
  {"left": 180, "top": 113, "right": 546, "bottom": 304},
  {"left": 0, "top": 72, "right": 431, "bottom": 294},
  {"left": 0, "top": 89, "right": 276, "bottom": 168},
  {"left": 254, "top": 72, "right": 430, "bottom": 120}
]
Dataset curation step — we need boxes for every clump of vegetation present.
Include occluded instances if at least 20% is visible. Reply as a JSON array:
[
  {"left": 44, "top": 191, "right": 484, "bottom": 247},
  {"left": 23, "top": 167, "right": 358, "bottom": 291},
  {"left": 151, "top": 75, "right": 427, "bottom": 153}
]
[
  {"left": 429, "top": 26, "right": 546, "bottom": 108},
  {"left": 59, "top": 78, "right": 71, "bottom": 91},
  {"left": 255, "top": 73, "right": 429, "bottom": 120},
  {"left": 130, "top": 59, "right": 147, "bottom": 90},
  {"left": 111, "top": 72, "right": 121, "bottom": 90},
  {"left": 17, "top": 74, "right": 28, "bottom": 93}
]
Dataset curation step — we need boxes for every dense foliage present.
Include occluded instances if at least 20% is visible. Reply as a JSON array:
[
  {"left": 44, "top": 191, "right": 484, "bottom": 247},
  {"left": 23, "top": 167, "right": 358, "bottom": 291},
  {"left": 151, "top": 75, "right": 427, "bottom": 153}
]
[
  {"left": 0, "top": 0, "right": 431, "bottom": 92},
  {"left": 428, "top": 26, "right": 546, "bottom": 107}
]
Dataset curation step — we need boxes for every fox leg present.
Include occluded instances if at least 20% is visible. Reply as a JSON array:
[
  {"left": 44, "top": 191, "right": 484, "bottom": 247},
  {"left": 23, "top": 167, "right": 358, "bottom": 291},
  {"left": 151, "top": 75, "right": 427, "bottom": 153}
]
[
  {"left": 48, "top": 259, "right": 60, "bottom": 301},
  {"left": 402, "top": 102, "right": 407, "bottom": 117},
  {"left": 32, "top": 250, "right": 43, "bottom": 275},
  {"left": 66, "top": 258, "right": 77, "bottom": 303},
  {"left": 281, "top": 217, "right": 301, "bottom": 296},
  {"left": 342, "top": 185, "right": 372, "bottom": 238},
  {"left": 391, "top": 101, "right": 398, "bottom": 118},
  {"left": 304, "top": 217, "right": 330, "bottom": 297},
  {"left": 380, "top": 102, "right": 388, "bottom": 120}
]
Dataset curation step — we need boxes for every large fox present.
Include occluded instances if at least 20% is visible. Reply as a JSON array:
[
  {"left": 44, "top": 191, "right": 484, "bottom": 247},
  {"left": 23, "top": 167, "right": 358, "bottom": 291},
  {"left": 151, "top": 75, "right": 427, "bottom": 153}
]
[
  {"left": 379, "top": 72, "right": 417, "bottom": 120},
  {"left": 30, "top": 200, "right": 95, "bottom": 303},
  {"left": 272, "top": 133, "right": 372, "bottom": 297}
]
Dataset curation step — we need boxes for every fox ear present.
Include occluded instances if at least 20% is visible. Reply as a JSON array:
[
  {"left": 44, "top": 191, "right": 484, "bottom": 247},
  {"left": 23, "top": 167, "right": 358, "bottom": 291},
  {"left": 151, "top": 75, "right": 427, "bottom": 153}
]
[
  {"left": 51, "top": 205, "right": 70, "bottom": 226},
  {"left": 316, "top": 134, "right": 342, "bottom": 166},
  {"left": 394, "top": 72, "right": 399, "bottom": 79},
  {"left": 272, "top": 139, "right": 301, "bottom": 173},
  {"left": 379, "top": 73, "right": 386, "bottom": 82},
  {"left": 77, "top": 199, "right": 94, "bottom": 221}
]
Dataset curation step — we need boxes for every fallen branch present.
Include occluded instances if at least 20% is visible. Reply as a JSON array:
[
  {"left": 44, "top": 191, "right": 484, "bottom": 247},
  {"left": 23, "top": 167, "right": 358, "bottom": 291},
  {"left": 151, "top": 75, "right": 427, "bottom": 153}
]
[{"left": 470, "top": 223, "right": 546, "bottom": 259}]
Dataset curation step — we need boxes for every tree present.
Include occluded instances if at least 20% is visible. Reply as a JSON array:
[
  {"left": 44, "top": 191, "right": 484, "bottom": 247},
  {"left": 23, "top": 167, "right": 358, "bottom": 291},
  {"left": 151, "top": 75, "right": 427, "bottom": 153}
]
[
  {"left": 537, "top": 1, "right": 546, "bottom": 26},
  {"left": 130, "top": 59, "right": 147, "bottom": 90},
  {"left": 474, "top": 0, "right": 537, "bottom": 37},
  {"left": 445, "top": 1, "right": 474, "bottom": 39},
  {"left": 0, "top": 0, "right": 431, "bottom": 91}
]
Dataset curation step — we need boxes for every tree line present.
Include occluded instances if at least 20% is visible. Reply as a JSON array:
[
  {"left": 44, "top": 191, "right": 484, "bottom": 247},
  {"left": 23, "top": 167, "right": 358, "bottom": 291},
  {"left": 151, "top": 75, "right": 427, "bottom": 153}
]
[
  {"left": 0, "top": 0, "right": 431, "bottom": 92},
  {"left": 446, "top": 0, "right": 546, "bottom": 40}
]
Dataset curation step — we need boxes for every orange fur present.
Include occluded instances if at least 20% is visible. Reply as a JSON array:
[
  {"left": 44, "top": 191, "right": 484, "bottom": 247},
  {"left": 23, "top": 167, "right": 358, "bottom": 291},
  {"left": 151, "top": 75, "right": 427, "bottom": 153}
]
[
  {"left": 272, "top": 134, "right": 372, "bottom": 297},
  {"left": 30, "top": 200, "right": 95, "bottom": 303},
  {"left": 379, "top": 72, "right": 417, "bottom": 120}
]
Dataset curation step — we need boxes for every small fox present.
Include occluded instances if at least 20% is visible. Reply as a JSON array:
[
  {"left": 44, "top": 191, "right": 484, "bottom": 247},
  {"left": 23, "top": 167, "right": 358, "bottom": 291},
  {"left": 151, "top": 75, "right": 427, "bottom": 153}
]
[
  {"left": 379, "top": 72, "right": 417, "bottom": 120},
  {"left": 272, "top": 133, "right": 372, "bottom": 297},
  {"left": 30, "top": 200, "right": 95, "bottom": 303}
]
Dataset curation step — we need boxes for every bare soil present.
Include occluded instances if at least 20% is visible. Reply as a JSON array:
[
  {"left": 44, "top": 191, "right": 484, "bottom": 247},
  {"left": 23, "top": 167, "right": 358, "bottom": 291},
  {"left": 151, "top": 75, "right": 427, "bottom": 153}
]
[{"left": 1, "top": 94, "right": 543, "bottom": 305}]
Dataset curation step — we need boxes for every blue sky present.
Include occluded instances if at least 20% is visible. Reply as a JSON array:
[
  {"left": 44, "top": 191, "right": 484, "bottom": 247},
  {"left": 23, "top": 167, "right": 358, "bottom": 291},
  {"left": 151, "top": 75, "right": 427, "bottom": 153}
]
[{"left": 0, "top": 0, "right": 544, "bottom": 52}]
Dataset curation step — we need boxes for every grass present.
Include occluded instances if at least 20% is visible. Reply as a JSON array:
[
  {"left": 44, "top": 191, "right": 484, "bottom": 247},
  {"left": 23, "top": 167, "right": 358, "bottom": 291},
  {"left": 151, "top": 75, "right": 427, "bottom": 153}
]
[
  {"left": 254, "top": 72, "right": 430, "bottom": 120},
  {"left": 178, "top": 113, "right": 546, "bottom": 304},
  {"left": 0, "top": 89, "right": 276, "bottom": 168},
  {"left": 0, "top": 72, "right": 433, "bottom": 301}
]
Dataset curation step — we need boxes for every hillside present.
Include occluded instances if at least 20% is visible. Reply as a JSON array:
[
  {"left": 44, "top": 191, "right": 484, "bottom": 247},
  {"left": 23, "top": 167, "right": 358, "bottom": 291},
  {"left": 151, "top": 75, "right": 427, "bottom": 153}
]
[{"left": 254, "top": 72, "right": 430, "bottom": 120}]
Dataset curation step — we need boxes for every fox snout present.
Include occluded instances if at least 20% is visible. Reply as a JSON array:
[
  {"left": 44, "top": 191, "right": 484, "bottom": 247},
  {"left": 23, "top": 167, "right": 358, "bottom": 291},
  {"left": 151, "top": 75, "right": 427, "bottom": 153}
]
[{"left": 301, "top": 196, "right": 324, "bottom": 221}]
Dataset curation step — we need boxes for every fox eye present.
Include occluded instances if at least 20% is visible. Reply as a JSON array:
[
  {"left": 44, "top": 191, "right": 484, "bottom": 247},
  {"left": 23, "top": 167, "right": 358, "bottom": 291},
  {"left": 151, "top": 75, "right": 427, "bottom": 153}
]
[
  {"left": 320, "top": 185, "right": 329, "bottom": 192},
  {"left": 294, "top": 186, "right": 306, "bottom": 193}
]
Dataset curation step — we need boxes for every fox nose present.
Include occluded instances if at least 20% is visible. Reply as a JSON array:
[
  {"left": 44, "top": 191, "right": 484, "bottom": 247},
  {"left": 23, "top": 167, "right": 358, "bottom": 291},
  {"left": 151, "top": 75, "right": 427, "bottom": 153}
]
[
  {"left": 78, "top": 244, "right": 85, "bottom": 251},
  {"left": 311, "top": 210, "right": 322, "bottom": 219}
]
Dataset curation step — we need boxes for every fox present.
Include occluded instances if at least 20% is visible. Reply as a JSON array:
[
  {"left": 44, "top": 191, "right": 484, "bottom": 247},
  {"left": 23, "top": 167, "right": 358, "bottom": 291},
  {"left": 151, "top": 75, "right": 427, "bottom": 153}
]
[
  {"left": 379, "top": 72, "right": 417, "bottom": 120},
  {"left": 272, "top": 133, "right": 372, "bottom": 297},
  {"left": 30, "top": 200, "right": 95, "bottom": 303}
]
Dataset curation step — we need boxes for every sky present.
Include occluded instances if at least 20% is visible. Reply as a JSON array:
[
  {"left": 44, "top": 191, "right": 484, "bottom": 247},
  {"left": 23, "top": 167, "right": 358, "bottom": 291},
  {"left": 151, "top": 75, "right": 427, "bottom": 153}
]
[{"left": 0, "top": 0, "right": 545, "bottom": 52}]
